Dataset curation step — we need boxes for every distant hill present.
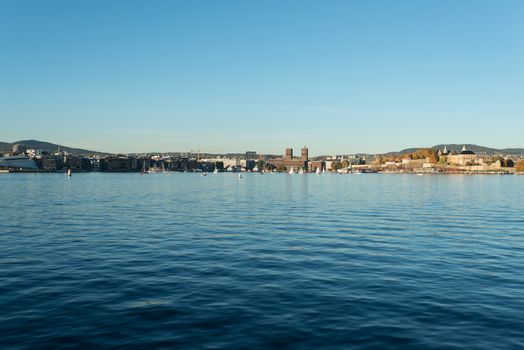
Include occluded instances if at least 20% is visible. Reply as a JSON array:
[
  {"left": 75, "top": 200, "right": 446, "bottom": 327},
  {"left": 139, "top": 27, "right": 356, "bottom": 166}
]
[
  {"left": 0, "top": 140, "right": 108, "bottom": 156},
  {"left": 1, "top": 140, "right": 522, "bottom": 157},
  {"left": 396, "top": 144, "right": 524, "bottom": 156}
]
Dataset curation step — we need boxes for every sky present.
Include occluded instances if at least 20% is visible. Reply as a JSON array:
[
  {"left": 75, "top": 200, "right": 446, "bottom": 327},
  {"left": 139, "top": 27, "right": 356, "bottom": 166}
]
[{"left": 1, "top": 0, "right": 523, "bottom": 155}]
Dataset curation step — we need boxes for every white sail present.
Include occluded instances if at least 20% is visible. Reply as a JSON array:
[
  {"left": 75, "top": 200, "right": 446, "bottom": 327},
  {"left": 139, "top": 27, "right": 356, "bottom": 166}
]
[
  {"left": 289, "top": 167, "right": 294, "bottom": 174},
  {"left": 316, "top": 167, "right": 321, "bottom": 175}
]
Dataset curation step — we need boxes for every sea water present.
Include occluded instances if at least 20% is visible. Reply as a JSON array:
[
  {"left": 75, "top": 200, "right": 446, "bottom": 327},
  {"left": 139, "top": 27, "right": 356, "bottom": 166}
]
[{"left": 1, "top": 173, "right": 523, "bottom": 349}]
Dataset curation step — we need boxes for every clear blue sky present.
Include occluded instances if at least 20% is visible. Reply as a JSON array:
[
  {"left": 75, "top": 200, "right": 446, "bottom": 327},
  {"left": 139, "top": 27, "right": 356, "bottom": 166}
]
[{"left": 1, "top": 0, "right": 523, "bottom": 155}]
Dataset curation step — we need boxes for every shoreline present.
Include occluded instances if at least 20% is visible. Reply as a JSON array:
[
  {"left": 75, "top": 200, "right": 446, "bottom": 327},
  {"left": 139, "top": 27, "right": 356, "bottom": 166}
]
[{"left": 0, "top": 169, "right": 520, "bottom": 175}]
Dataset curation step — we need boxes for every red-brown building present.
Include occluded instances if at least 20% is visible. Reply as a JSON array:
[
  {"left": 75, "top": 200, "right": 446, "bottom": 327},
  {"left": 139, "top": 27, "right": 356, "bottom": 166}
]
[{"left": 269, "top": 147, "right": 325, "bottom": 172}]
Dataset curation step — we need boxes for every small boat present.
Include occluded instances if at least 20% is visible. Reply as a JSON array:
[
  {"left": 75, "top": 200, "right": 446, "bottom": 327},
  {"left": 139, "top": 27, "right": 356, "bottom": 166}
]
[
  {"left": 147, "top": 164, "right": 161, "bottom": 173},
  {"left": 289, "top": 167, "right": 294, "bottom": 174},
  {"left": 67, "top": 168, "right": 72, "bottom": 177},
  {"left": 298, "top": 168, "right": 304, "bottom": 175},
  {"left": 238, "top": 174, "right": 243, "bottom": 179},
  {"left": 316, "top": 167, "right": 321, "bottom": 175},
  {"left": 201, "top": 172, "right": 207, "bottom": 176},
  {"left": 213, "top": 167, "right": 219, "bottom": 174}
]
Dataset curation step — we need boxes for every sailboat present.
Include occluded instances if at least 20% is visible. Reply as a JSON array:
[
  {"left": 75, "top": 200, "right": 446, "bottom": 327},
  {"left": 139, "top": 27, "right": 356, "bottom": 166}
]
[
  {"left": 213, "top": 166, "right": 219, "bottom": 174},
  {"left": 67, "top": 168, "right": 72, "bottom": 177},
  {"left": 298, "top": 167, "right": 304, "bottom": 175},
  {"left": 289, "top": 167, "right": 294, "bottom": 174},
  {"left": 316, "top": 167, "right": 321, "bottom": 175}
]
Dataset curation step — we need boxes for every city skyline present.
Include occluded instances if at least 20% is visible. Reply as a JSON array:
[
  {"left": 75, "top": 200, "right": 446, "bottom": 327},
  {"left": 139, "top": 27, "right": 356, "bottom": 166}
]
[
  {"left": 1, "top": 1, "right": 523, "bottom": 154},
  {"left": 2, "top": 138, "right": 523, "bottom": 158}
]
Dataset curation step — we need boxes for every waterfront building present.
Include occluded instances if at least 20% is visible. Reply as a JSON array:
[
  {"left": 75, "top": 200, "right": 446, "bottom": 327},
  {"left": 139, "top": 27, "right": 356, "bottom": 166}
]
[
  {"left": 308, "top": 160, "right": 325, "bottom": 172},
  {"left": 447, "top": 145, "right": 477, "bottom": 165},
  {"left": 268, "top": 147, "right": 325, "bottom": 172},
  {"left": 99, "top": 156, "right": 137, "bottom": 172},
  {"left": 401, "top": 158, "right": 427, "bottom": 167},
  {"left": 40, "top": 155, "right": 64, "bottom": 170},
  {"left": 91, "top": 158, "right": 100, "bottom": 171},
  {"left": 64, "top": 156, "right": 93, "bottom": 171},
  {"left": 216, "top": 157, "right": 240, "bottom": 169},
  {"left": 268, "top": 146, "right": 309, "bottom": 170}
]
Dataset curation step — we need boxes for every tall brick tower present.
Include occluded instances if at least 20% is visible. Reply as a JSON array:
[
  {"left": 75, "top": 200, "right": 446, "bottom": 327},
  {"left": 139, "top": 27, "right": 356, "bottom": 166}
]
[
  {"left": 285, "top": 148, "right": 293, "bottom": 160},
  {"left": 301, "top": 147, "right": 308, "bottom": 162}
]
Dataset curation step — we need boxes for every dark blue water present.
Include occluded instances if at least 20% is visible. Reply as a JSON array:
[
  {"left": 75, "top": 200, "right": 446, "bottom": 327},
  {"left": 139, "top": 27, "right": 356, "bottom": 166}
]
[{"left": 1, "top": 173, "right": 523, "bottom": 349}]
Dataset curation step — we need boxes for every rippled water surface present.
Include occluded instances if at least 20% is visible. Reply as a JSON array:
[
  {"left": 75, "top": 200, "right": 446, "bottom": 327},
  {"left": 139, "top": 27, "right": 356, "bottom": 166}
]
[{"left": 1, "top": 173, "right": 523, "bottom": 349}]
